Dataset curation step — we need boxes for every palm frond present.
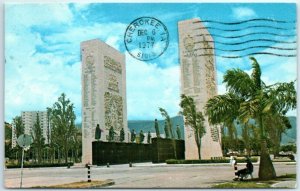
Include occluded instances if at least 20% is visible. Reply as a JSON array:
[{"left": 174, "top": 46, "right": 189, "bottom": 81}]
[
  {"left": 205, "top": 93, "right": 242, "bottom": 125},
  {"left": 223, "top": 69, "right": 255, "bottom": 98}
]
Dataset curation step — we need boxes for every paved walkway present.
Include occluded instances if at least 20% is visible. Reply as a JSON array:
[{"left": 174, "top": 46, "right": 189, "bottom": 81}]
[
  {"left": 4, "top": 162, "right": 296, "bottom": 188},
  {"left": 271, "top": 181, "right": 297, "bottom": 188}
]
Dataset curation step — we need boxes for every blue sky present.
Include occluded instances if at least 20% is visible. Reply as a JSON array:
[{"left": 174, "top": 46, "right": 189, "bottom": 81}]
[{"left": 5, "top": 3, "right": 297, "bottom": 123}]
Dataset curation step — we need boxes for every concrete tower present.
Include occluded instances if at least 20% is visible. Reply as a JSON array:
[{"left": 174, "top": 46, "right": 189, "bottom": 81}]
[
  {"left": 178, "top": 18, "right": 223, "bottom": 159},
  {"left": 81, "top": 39, "right": 129, "bottom": 164}
]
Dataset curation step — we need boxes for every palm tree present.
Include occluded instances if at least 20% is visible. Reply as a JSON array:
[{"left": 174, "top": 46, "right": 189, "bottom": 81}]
[
  {"left": 180, "top": 94, "right": 206, "bottom": 159},
  {"left": 205, "top": 93, "right": 242, "bottom": 152},
  {"left": 159, "top": 108, "right": 177, "bottom": 159},
  {"left": 159, "top": 108, "right": 174, "bottom": 138},
  {"left": 206, "top": 57, "right": 296, "bottom": 180}
]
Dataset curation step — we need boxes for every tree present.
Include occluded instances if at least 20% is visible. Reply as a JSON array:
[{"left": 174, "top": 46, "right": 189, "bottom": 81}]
[
  {"left": 180, "top": 94, "right": 206, "bottom": 159},
  {"left": 154, "top": 119, "right": 160, "bottom": 138},
  {"left": 205, "top": 57, "right": 296, "bottom": 180},
  {"left": 176, "top": 125, "right": 181, "bottom": 140},
  {"left": 12, "top": 116, "right": 25, "bottom": 163},
  {"left": 5, "top": 122, "right": 12, "bottom": 158},
  {"left": 5, "top": 122, "right": 12, "bottom": 142},
  {"left": 31, "top": 113, "right": 45, "bottom": 163},
  {"left": 139, "top": 130, "right": 145, "bottom": 143},
  {"left": 147, "top": 131, "right": 151, "bottom": 144},
  {"left": 13, "top": 116, "right": 24, "bottom": 138},
  {"left": 120, "top": 128, "right": 125, "bottom": 142},
  {"left": 164, "top": 121, "right": 170, "bottom": 138},
  {"left": 205, "top": 93, "right": 242, "bottom": 152},
  {"left": 159, "top": 108, "right": 174, "bottom": 138},
  {"left": 47, "top": 93, "right": 76, "bottom": 164},
  {"left": 241, "top": 123, "right": 251, "bottom": 156},
  {"left": 264, "top": 114, "right": 291, "bottom": 157},
  {"left": 95, "top": 124, "right": 101, "bottom": 141}
]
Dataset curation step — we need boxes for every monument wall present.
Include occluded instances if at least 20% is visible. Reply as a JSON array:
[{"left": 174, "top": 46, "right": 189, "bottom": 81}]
[
  {"left": 81, "top": 39, "right": 129, "bottom": 164},
  {"left": 178, "top": 18, "right": 223, "bottom": 159}
]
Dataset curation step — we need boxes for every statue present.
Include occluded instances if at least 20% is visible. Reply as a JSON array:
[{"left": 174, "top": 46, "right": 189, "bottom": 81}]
[
  {"left": 154, "top": 119, "right": 160, "bottom": 138},
  {"left": 139, "top": 130, "right": 145, "bottom": 143},
  {"left": 95, "top": 124, "right": 101, "bottom": 141},
  {"left": 108, "top": 126, "right": 115, "bottom": 142},
  {"left": 120, "top": 128, "right": 125, "bottom": 142},
  {"left": 131, "top": 129, "right": 136, "bottom": 143},
  {"left": 164, "top": 121, "right": 170, "bottom": 138},
  {"left": 147, "top": 131, "right": 151, "bottom": 144},
  {"left": 176, "top": 125, "right": 181, "bottom": 140}
]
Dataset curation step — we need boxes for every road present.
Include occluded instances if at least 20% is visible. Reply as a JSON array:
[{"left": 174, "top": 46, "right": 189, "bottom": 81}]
[{"left": 4, "top": 162, "right": 296, "bottom": 188}]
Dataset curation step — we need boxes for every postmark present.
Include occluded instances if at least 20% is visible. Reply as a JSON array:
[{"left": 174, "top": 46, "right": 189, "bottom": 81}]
[{"left": 124, "top": 17, "right": 169, "bottom": 61}]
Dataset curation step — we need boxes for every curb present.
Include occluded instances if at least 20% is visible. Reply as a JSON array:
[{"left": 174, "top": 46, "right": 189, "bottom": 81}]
[
  {"left": 89, "top": 179, "right": 115, "bottom": 188},
  {"left": 29, "top": 179, "right": 115, "bottom": 189}
]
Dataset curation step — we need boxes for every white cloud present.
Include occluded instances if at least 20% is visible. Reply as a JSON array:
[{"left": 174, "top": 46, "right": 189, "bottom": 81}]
[
  {"left": 231, "top": 7, "right": 257, "bottom": 20},
  {"left": 5, "top": 3, "right": 73, "bottom": 28},
  {"left": 5, "top": 3, "right": 181, "bottom": 123},
  {"left": 72, "top": 3, "right": 90, "bottom": 12},
  {"left": 106, "top": 36, "right": 122, "bottom": 50},
  {"left": 126, "top": 54, "right": 181, "bottom": 120},
  {"left": 217, "top": 84, "right": 226, "bottom": 95}
]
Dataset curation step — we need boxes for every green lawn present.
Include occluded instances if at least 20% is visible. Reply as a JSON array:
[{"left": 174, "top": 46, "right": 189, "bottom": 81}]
[{"left": 212, "top": 174, "right": 296, "bottom": 189}]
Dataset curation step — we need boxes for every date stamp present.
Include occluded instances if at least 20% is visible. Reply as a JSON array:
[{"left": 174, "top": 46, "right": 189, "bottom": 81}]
[{"left": 124, "top": 17, "right": 169, "bottom": 61}]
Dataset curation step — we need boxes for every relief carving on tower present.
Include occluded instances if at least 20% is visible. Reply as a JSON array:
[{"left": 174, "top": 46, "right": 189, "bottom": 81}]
[
  {"left": 107, "top": 74, "right": 119, "bottom": 92},
  {"left": 104, "top": 92, "right": 123, "bottom": 131},
  {"left": 83, "top": 54, "right": 97, "bottom": 107},
  {"left": 182, "top": 58, "right": 191, "bottom": 89},
  {"left": 192, "top": 57, "right": 201, "bottom": 93},
  {"left": 104, "top": 56, "right": 122, "bottom": 74},
  {"left": 183, "top": 34, "right": 197, "bottom": 57},
  {"left": 202, "top": 36, "right": 216, "bottom": 98},
  {"left": 210, "top": 126, "right": 220, "bottom": 142}
]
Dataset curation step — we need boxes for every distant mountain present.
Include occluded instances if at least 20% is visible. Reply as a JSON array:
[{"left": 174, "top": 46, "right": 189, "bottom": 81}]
[
  {"left": 222, "top": 116, "right": 296, "bottom": 145},
  {"left": 128, "top": 116, "right": 185, "bottom": 138},
  {"left": 281, "top": 116, "right": 296, "bottom": 145},
  {"left": 75, "top": 116, "right": 296, "bottom": 145}
]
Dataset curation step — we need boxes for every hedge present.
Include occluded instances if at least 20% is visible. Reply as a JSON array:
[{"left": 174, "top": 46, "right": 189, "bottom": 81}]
[
  {"left": 6, "top": 162, "right": 74, "bottom": 169},
  {"left": 166, "top": 158, "right": 258, "bottom": 164}
]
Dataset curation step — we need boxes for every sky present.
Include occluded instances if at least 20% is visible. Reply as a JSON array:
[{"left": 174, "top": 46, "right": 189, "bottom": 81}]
[{"left": 5, "top": 3, "right": 297, "bottom": 123}]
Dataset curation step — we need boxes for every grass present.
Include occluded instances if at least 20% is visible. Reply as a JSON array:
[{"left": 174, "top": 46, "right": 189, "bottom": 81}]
[
  {"left": 213, "top": 181, "right": 270, "bottom": 188},
  {"left": 166, "top": 157, "right": 258, "bottom": 164},
  {"left": 34, "top": 180, "right": 114, "bottom": 188},
  {"left": 277, "top": 173, "right": 296, "bottom": 179},
  {"left": 212, "top": 174, "right": 296, "bottom": 189}
]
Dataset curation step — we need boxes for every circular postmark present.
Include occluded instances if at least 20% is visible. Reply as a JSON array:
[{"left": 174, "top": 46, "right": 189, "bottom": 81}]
[{"left": 124, "top": 17, "right": 169, "bottom": 61}]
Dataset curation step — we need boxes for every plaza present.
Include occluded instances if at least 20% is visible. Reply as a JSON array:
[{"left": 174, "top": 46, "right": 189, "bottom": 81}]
[{"left": 4, "top": 162, "right": 296, "bottom": 188}]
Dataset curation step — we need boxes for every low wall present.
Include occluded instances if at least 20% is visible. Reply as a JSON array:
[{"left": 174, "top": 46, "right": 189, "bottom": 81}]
[
  {"left": 92, "top": 142, "right": 152, "bottom": 165},
  {"left": 92, "top": 138, "right": 185, "bottom": 165},
  {"left": 152, "top": 138, "right": 185, "bottom": 163}
]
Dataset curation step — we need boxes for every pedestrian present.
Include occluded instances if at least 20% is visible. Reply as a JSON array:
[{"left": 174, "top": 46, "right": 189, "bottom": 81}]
[{"left": 229, "top": 156, "right": 234, "bottom": 165}]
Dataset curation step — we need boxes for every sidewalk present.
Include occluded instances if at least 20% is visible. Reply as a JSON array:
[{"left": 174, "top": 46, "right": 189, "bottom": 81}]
[{"left": 271, "top": 181, "right": 296, "bottom": 188}]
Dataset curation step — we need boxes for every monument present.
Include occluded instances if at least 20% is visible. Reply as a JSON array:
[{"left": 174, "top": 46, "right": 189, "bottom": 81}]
[
  {"left": 178, "top": 18, "right": 223, "bottom": 159},
  {"left": 81, "top": 39, "right": 129, "bottom": 164}
]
